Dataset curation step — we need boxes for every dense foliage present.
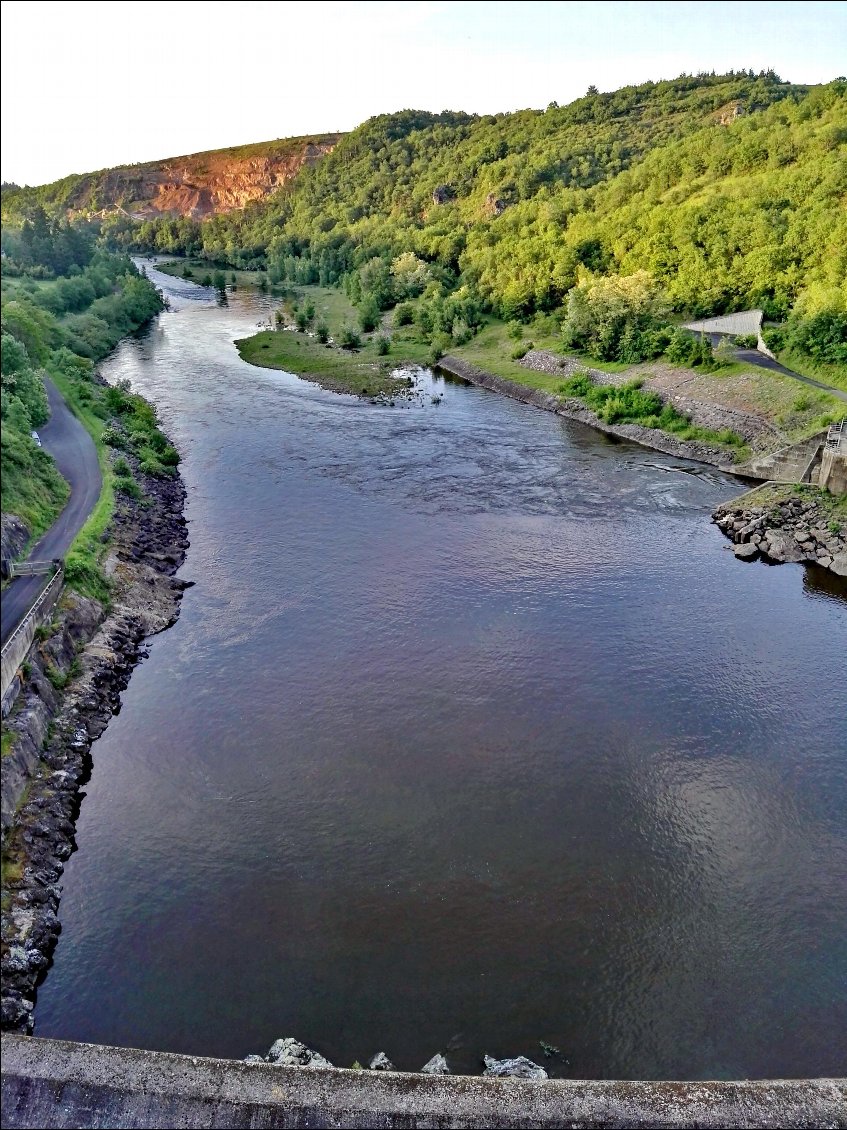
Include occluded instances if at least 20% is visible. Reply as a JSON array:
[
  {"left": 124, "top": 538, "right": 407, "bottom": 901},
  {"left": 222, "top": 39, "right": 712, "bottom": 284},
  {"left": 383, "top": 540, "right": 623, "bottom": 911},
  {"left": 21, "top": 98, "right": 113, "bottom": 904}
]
[
  {"left": 1, "top": 216, "right": 164, "bottom": 543},
  {"left": 5, "top": 72, "right": 846, "bottom": 375}
]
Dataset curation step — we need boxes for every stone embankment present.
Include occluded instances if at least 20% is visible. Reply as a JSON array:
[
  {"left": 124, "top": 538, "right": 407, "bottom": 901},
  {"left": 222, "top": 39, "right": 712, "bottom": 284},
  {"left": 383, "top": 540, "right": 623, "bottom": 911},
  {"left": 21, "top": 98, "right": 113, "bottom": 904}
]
[
  {"left": 518, "top": 349, "right": 779, "bottom": 449},
  {"left": 439, "top": 356, "right": 736, "bottom": 467},
  {"left": 0, "top": 455, "right": 189, "bottom": 1034},
  {"left": 713, "top": 487, "right": 847, "bottom": 575}
]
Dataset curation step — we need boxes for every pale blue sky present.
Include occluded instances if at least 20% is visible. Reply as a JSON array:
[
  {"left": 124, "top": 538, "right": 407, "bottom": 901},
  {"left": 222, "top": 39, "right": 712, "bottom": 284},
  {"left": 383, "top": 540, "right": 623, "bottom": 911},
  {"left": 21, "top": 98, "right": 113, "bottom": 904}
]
[{"left": 1, "top": 0, "right": 844, "bottom": 185}]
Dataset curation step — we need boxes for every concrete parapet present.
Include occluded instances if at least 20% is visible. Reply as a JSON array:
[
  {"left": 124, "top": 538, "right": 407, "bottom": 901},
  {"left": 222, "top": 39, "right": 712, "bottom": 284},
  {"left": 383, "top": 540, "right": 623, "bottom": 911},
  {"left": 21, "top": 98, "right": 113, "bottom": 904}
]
[
  {"left": 1, "top": 570, "right": 64, "bottom": 718},
  {"left": 1, "top": 1035, "right": 845, "bottom": 1129}
]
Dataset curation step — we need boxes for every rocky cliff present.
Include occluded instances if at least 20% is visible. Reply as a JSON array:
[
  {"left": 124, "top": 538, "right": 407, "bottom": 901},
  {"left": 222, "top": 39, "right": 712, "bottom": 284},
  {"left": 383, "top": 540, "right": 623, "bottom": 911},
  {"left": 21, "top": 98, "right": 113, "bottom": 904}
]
[{"left": 5, "top": 136, "right": 342, "bottom": 221}]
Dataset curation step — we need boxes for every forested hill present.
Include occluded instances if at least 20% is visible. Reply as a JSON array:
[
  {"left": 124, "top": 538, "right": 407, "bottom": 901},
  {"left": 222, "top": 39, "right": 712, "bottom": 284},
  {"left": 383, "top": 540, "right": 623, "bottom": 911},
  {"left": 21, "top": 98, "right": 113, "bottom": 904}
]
[
  {"left": 0, "top": 134, "right": 341, "bottom": 223},
  {"left": 99, "top": 71, "right": 845, "bottom": 329}
]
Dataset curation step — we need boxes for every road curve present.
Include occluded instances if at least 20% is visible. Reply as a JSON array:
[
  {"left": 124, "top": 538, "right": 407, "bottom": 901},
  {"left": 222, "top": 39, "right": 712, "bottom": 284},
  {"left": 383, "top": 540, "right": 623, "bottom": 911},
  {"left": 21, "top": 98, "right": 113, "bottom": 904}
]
[
  {"left": 732, "top": 347, "right": 847, "bottom": 404},
  {"left": 1, "top": 379, "right": 102, "bottom": 647}
]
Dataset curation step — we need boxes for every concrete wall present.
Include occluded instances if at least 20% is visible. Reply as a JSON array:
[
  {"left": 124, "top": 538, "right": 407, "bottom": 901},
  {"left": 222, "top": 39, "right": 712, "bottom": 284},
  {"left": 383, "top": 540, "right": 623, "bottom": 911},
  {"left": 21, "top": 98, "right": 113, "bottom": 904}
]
[
  {"left": 733, "top": 431, "right": 827, "bottom": 484},
  {"left": 1, "top": 570, "right": 63, "bottom": 718},
  {"left": 819, "top": 448, "right": 847, "bottom": 495},
  {"left": 1, "top": 1036, "right": 845, "bottom": 1129}
]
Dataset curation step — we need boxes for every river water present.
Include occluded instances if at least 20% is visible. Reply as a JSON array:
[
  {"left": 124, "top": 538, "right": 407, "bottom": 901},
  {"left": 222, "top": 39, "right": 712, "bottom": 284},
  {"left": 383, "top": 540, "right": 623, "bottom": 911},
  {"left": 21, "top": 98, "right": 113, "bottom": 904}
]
[{"left": 36, "top": 265, "right": 847, "bottom": 1079}]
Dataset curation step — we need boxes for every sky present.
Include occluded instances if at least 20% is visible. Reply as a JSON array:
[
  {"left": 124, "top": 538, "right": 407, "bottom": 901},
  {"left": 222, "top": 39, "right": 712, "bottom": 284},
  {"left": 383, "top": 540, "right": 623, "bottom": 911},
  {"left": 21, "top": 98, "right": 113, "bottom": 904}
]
[{"left": 1, "top": 0, "right": 845, "bottom": 186}]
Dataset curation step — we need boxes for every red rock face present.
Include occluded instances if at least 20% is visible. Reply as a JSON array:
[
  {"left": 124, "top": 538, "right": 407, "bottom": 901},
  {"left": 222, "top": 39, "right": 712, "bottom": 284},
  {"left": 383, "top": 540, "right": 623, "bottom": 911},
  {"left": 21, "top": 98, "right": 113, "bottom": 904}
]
[{"left": 65, "top": 137, "right": 341, "bottom": 219}]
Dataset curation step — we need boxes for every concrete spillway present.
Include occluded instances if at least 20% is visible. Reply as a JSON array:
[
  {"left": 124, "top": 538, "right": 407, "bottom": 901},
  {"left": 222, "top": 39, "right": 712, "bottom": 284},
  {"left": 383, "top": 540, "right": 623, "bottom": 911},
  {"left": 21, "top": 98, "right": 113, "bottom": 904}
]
[{"left": 1, "top": 1036, "right": 844, "bottom": 1128}]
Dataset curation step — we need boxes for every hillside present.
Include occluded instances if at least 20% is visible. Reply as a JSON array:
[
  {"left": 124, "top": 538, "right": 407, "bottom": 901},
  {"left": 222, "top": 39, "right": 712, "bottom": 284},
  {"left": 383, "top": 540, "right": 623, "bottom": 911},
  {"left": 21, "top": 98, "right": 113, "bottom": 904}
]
[{"left": 0, "top": 134, "right": 342, "bottom": 222}]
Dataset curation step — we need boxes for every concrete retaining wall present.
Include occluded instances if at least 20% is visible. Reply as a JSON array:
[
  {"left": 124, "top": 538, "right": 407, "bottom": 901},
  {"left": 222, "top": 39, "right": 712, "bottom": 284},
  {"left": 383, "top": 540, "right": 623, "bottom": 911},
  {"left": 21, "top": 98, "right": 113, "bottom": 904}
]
[
  {"left": 1, "top": 570, "right": 64, "bottom": 718},
  {"left": 820, "top": 448, "right": 847, "bottom": 495},
  {"left": 1, "top": 1036, "right": 844, "bottom": 1129},
  {"left": 733, "top": 431, "right": 827, "bottom": 484}
]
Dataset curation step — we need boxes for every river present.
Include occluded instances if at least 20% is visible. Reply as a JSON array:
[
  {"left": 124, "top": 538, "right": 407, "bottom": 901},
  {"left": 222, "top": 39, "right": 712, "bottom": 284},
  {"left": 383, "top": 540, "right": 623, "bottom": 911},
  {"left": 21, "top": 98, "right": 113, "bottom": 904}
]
[{"left": 35, "top": 265, "right": 847, "bottom": 1079}]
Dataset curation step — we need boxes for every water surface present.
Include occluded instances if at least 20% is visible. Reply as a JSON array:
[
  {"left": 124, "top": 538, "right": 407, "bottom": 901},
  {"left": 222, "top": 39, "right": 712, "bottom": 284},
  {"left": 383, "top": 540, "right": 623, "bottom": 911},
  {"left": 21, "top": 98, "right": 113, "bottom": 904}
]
[{"left": 37, "top": 266, "right": 847, "bottom": 1078}]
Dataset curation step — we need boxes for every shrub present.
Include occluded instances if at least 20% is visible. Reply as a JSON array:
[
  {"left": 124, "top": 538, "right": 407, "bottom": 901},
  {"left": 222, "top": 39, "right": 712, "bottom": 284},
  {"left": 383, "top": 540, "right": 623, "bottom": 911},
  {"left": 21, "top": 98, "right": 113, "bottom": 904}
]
[
  {"left": 375, "top": 335, "right": 390, "bottom": 356},
  {"left": 113, "top": 456, "right": 131, "bottom": 476},
  {"left": 296, "top": 311, "right": 309, "bottom": 332},
  {"left": 339, "top": 325, "right": 361, "bottom": 350},
  {"left": 394, "top": 303, "right": 414, "bottom": 326},
  {"left": 507, "top": 321, "right": 524, "bottom": 340},
  {"left": 115, "top": 474, "right": 141, "bottom": 498},
  {"left": 315, "top": 321, "right": 330, "bottom": 343},
  {"left": 358, "top": 295, "right": 381, "bottom": 333},
  {"left": 511, "top": 343, "right": 531, "bottom": 360}
]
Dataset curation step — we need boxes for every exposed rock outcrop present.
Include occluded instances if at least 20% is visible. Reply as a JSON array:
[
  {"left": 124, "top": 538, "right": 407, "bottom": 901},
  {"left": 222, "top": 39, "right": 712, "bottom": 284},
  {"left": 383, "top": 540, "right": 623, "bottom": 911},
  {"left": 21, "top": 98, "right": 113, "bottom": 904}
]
[
  {"left": 714, "top": 488, "right": 847, "bottom": 574},
  {"left": 1, "top": 514, "right": 29, "bottom": 577},
  {"left": 43, "top": 136, "right": 341, "bottom": 221}
]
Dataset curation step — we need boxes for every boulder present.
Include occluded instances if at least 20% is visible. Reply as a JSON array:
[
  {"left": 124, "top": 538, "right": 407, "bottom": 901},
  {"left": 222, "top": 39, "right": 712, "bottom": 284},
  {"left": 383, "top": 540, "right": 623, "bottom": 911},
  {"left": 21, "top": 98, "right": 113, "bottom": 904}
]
[
  {"left": 482, "top": 1055, "right": 548, "bottom": 1080},
  {"left": 831, "top": 552, "right": 847, "bottom": 578},
  {"left": 266, "top": 1038, "right": 332, "bottom": 1068},
  {"left": 733, "top": 543, "right": 759, "bottom": 561},
  {"left": 243, "top": 1055, "right": 265, "bottom": 1064},
  {"left": 369, "top": 1052, "right": 396, "bottom": 1071},
  {"left": 420, "top": 1053, "right": 450, "bottom": 1075}
]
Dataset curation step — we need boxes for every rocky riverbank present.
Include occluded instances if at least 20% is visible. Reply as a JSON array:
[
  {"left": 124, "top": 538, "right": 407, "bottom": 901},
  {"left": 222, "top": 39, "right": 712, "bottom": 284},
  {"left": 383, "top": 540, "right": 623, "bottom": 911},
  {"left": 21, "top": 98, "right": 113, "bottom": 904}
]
[
  {"left": 438, "top": 355, "right": 742, "bottom": 469},
  {"left": 0, "top": 455, "right": 189, "bottom": 1033},
  {"left": 713, "top": 484, "right": 847, "bottom": 575}
]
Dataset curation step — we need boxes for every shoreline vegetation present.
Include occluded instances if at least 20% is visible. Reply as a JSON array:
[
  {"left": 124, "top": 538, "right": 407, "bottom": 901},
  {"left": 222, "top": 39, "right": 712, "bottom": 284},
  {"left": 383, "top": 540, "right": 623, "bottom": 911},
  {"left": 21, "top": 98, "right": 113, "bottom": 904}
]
[{"left": 166, "top": 258, "right": 840, "bottom": 471}]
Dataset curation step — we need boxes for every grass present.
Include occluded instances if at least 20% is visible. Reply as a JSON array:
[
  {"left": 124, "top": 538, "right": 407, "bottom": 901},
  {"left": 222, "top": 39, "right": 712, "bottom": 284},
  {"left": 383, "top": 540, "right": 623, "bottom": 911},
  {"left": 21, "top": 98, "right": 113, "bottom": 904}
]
[
  {"left": 731, "top": 481, "right": 847, "bottom": 523},
  {"left": 557, "top": 373, "right": 747, "bottom": 453},
  {"left": 49, "top": 368, "right": 116, "bottom": 602},
  {"left": 1, "top": 728, "right": 16, "bottom": 759},
  {"left": 155, "top": 258, "right": 263, "bottom": 290},
  {"left": 235, "top": 285, "right": 436, "bottom": 397},
  {"left": 774, "top": 348, "right": 847, "bottom": 396}
]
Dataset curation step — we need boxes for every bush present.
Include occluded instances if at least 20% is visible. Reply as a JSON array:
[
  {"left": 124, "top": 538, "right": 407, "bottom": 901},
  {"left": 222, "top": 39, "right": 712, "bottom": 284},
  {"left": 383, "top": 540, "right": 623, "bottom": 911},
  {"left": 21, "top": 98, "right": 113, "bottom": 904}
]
[
  {"left": 115, "top": 474, "right": 141, "bottom": 498},
  {"left": 113, "top": 456, "right": 131, "bottom": 476},
  {"left": 358, "top": 295, "right": 381, "bottom": 333},
  {"left": 511, "top": 342, "right": 532, "bottom": 360},
  {"left": 315, "top": 321, "right": 330, "bottom": 343},
  {"left": 394, "top": 303, "right": 414, "bottom": 326},
  {"left": 339, "top": 325, "right": 361, "bottom": 349},
  {"left": 296, "top": 311, "right": 309, "bottom": 332},
  {"left": 507, "top": 321, "right": 524, "bottom": 340},
  {"left": 375, "top": 335, "right": 390, "bottom": 356},
  {"left": 735, "top": 334, "right": 758, "bottom": 348}
]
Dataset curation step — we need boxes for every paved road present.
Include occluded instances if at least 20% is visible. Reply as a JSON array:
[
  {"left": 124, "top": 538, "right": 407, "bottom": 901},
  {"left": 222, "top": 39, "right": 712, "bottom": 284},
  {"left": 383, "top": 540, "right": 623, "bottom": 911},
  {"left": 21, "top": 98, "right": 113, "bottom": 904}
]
[
  {"left": 702, "top": 335, "right": 847, "bottom": 404},
  {"left": 1, "top": 379, "right": 102, "bottom": 647}
]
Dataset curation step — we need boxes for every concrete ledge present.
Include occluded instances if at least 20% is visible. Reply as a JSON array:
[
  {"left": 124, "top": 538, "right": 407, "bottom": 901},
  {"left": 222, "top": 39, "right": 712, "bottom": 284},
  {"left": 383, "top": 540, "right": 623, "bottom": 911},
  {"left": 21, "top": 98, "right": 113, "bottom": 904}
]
[{"left": 2, "top": 1036, "right": 845, "bottom": 1129}]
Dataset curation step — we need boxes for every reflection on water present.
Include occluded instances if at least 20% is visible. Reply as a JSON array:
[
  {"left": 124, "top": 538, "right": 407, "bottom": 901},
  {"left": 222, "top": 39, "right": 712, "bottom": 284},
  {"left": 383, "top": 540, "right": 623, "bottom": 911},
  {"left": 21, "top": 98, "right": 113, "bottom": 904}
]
[{"left": 35, "top": 263, "right": 847, "bottom": 1079}]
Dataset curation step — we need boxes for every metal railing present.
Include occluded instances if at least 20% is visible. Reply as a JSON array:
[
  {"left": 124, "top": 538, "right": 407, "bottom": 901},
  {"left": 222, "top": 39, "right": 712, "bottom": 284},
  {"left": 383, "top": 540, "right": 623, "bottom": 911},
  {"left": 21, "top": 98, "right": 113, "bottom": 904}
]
[
  {"left": 826, "top": 419, "right": 845, "bottom": 451},
  {"left": 9, "top": 559, "right": 60, "bottom": 578},
  {"left": 1, "top": 567, "right": 64, "bottom": 665}
]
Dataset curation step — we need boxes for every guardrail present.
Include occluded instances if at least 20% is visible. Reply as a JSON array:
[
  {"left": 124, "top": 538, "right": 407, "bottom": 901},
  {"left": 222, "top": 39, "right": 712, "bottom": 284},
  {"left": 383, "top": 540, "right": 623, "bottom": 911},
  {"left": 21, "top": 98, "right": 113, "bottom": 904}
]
[
  {"left": 1, "top": 568, "right": 65, "bottom": 716},
  {"left": 9, "top": 560, "right": 60, "bottom": 578}
]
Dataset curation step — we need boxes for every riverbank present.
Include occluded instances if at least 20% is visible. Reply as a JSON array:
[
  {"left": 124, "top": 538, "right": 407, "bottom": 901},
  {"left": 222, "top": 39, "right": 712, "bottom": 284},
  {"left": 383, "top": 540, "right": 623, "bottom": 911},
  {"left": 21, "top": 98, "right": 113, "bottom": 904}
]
[
  {"left": 0, "top": 439, "right": 189, "bottom": 1032},
  {"left": 713, "top": 482, "right": 847, "bottom": 576},
  {"left": 437, "top": 356, "right": 744, "bottom": 469}
]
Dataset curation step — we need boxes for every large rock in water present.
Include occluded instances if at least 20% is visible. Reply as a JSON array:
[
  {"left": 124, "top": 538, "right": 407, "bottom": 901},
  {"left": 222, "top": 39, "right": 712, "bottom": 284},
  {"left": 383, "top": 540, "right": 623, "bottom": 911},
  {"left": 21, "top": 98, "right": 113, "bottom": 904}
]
[
  {"left": 483, "top": 1055, "right": 548, "bottom": 1080},
  {"left": 421, "top": 1053, "right": 450, "bottom": 1074},
  {"left": 265, "top": 1038, "right": 332, "bottom": 1067}
]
